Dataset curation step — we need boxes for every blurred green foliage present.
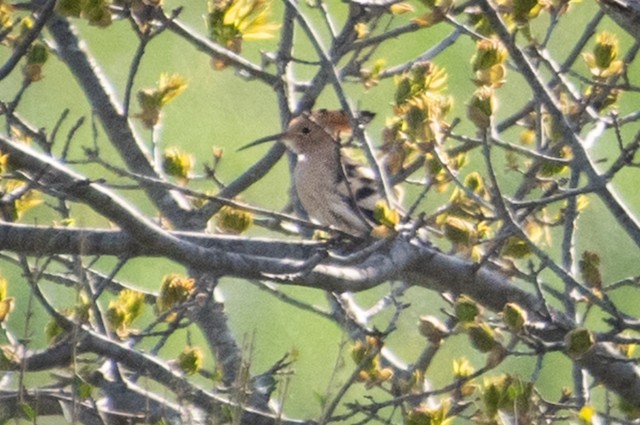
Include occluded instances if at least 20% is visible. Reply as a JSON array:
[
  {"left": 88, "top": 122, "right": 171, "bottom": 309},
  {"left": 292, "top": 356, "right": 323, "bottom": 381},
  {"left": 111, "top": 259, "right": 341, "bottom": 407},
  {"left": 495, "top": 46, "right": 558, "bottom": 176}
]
[{"left": 0, "top": 0, "right": 639, "bottom": 421}]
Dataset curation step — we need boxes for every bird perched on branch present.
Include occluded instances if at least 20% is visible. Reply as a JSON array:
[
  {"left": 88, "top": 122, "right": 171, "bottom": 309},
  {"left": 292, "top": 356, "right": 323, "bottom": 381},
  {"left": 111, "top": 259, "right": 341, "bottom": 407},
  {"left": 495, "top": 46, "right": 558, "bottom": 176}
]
[{"left": 240, "top": 110, "right": 400, "bottom": 237}]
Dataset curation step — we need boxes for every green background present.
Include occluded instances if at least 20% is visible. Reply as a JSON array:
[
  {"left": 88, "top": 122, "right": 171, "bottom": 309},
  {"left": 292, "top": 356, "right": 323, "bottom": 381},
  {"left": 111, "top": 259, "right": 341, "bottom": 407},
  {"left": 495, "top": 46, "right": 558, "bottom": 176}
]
[{"left": 1, "top": 0, "right": 639, "bottom": 421}]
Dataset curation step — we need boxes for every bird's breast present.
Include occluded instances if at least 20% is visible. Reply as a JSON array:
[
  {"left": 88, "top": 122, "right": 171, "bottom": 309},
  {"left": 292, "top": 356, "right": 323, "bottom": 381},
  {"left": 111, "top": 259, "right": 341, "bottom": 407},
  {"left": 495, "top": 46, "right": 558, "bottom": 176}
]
[{"left": 293, "top": 157, "right": 371, "bottom": 235}]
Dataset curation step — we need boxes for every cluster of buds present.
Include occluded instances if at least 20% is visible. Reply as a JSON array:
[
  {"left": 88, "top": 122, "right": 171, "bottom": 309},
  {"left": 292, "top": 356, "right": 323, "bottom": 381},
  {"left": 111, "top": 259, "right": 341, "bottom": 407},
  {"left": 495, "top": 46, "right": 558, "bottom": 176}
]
[
  {"left": 136, "top": 73, "right": 188, "bottom": 129},
  {"left": 418, "top": 315, "right": 448, "bottom": 344},
  {"left": 583, "top": 32, "right": 624, "bottom": 80},
  {"left": 206, "top": 0, "right": 279, "bottom": 70},
  {"left": 467, "top": 39, "right": 507, "bottom": 129},
  {"left": 393, "top": 62, "right": 451, "bottom": 145},
  {"left": 351, "top": 336, "right": 394, "bottom": 388},
  {"left": 106, "top": 289, "right": 146, "bottom": 337},
  {"left": 579, "top": 250, "right": 602, "bottom": 292},
  {"left": 406, "top": 401, "right": 451, "bottom": 425},
  {"left": 469, "top": 0, "right": 561, "bottom": 35},
  {"left": 0, "top": 139, "right": 43, "bottom": 222},
  {"left": 413, "top": 0, "right": 453, "bottom": 27},
  {"left": 156, "top": 273, "right": 195, "bottom": 320},
  {"left": 56, "top": 0, "right": 112, "bottom": 27},
  {"left": 23, "top": 42, "right": 48, "bottom": 82},
  {"left": 480, "top": 375, "right": 535, "bottom": 423},
  {"left": 0, "top": 12, "right": 51, "bottom": 82},
  {"left": 215, "top": 205, "right": 253, "bottom": 234},
  {"left": 582, "top": 32, "right": 624, "bottom": 111},
  {"left": 176, "top": 346, "right": 204, "bottom": 376},
  {"left": 382, "top": 62, "right": 452, "bottom": 178},
  {"left": 162, "top": 147, "right": 193, "bottom": 182},
  {"left": 454, "top": 296, "right": 517, "bottom": 368},
  {"left": 436, "top": 171, "right": 492, "bottom": 259},
  {"left": 452, "top": 357, "right": 476, "bottom": 397},
  {"left": 512, "top": 0, "right": 544, "bottom": 25}
]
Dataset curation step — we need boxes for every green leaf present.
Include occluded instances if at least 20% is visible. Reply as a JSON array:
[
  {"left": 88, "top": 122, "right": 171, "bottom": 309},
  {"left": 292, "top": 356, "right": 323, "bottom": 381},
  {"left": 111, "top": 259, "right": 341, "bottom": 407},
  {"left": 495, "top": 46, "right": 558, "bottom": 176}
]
[
  {"left": 178, "top": 347, "right": 204, "bottom": 375},
  {"left": 565, "top": 328, "right": 595, "bottom": 359},
  {"left": 503, "top": 303, "right": 527, "bottom": 332},
  {"left": 467, "top": 323, "right": 497, "bottom": 353},
  {"left": 455, "top": 295, "right": 480, "bottom": 322},
  {"left": 579, "top": 251, "right": 602, "bottom": 290}
]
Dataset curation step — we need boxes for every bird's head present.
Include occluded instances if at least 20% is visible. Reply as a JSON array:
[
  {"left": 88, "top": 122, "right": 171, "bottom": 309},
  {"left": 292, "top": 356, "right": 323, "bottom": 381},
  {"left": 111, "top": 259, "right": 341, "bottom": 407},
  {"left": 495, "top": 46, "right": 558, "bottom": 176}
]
[
  {"left": 237, "top": 109, "right": 375, "bottom": 155},
  {"left": 281, "top": 114, "right": 338, "bottom": 155}
]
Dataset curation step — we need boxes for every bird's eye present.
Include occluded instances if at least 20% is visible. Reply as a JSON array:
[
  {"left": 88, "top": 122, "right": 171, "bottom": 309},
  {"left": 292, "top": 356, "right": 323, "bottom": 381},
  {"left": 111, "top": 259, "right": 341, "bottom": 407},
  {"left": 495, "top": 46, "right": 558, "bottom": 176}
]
[{"left": 301, "top": 126, "right": 311, "bottom": 135}]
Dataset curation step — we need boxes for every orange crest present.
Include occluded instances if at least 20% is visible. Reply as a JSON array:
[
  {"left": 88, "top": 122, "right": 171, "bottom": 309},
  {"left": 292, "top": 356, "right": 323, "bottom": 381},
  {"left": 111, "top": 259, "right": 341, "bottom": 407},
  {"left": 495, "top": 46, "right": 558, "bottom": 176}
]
[{"left": 308, "top": 109, "right": 375, "bottom": 139}]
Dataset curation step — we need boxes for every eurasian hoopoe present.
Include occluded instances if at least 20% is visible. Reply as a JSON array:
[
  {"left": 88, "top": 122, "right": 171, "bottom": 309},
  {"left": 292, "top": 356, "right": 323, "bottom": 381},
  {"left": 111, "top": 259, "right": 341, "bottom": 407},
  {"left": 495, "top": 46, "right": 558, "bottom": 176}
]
[{"left": 240, "top": 110, "right": 399, "bottom": 237}]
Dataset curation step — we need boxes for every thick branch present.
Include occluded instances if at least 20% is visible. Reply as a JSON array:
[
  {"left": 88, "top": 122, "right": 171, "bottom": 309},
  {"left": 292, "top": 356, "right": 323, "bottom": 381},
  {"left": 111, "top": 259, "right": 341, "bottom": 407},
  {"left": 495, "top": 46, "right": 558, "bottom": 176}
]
[
  {"left": 0, "top": 136, "right": 304, "bottom": 276},
  {"left": 3, "top": 222, "right": 640, "bottom": 404},
  {"left": 0, "top": 222, "right": 318, "bottom": 259}
]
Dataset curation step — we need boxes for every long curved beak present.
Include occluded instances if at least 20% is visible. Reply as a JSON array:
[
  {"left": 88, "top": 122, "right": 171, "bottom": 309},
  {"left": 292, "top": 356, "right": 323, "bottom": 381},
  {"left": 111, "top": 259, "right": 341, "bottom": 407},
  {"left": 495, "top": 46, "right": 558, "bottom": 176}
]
[{"left": 236, "top": 132, "right": 286, "bottom": 151}]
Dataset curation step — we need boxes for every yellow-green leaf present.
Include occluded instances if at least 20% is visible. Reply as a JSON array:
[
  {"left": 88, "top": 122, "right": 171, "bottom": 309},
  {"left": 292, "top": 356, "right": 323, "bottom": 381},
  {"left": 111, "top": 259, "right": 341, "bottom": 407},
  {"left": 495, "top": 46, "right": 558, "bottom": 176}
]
[
  {"left": 216, "top": 205, "right": 253, "bottom": 234},
  {"left": 389, "top": 2, "right": 414, "bottom": 14},
  {"left": 501, "top": 236, "right": 531, "bottom": 259},
  {"left": 579, "top": 251, "right": 602, "bottom": 290},
  {"left": 565, "top": 328, "right": 595, "bottom": 359},
  {"left": 503, "top": 303, "right": 527, "bottom": 332},
  {"left": 467, "top": 323, "right": 497, "bottom": 353},
  {"left": 163, "top": 147, "right": 193, "bottom": 181},
  {"left": 0, "top": 298, "right": 14, "bottom": 322},
  {"left": 157, "top": 73, "right": 188, "bottom": 106},
  {"left": 455, "top": 295, "right": 480, "bottom": 322},
  {"left": 418, "top": 315, "right": 447, "bottom": 343},
  {"left": 578, "top": 405, "right": 596, "bottom": 425},
  {"left": 452, "top": 357, "right": 475, "bottom": 378},
  {"left": 177, "top": 346, "right": 204, "bottom": 375},
  {"left": 373, "top": 200, "right": 400, "bottom": 228},
  {"left": 157, "top": 273, "right": 195, "bottom": 317}
]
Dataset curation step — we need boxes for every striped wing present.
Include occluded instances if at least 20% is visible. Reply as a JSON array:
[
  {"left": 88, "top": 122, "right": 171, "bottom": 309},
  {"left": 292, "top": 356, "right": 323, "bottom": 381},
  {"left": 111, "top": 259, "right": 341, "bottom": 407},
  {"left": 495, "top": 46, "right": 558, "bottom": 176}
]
[{"left": 335, "top": 154, "right": 381, "bottom": 227}]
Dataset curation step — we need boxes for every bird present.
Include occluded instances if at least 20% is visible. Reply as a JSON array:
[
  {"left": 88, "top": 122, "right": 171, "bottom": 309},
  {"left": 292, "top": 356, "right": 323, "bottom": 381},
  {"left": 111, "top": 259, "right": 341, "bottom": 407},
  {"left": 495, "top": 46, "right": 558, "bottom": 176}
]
[{"left": 239, "top": 110, "right": 397, "bottom": 237}]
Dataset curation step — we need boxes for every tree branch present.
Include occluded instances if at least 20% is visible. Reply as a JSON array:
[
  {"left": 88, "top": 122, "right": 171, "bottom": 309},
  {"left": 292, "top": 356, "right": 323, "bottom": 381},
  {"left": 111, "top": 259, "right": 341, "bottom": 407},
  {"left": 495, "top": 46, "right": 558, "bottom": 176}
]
[
  {"left": 46, "top": 14, "right": 192, "bottom": 227},
  {"left": 162, "top": 15, "right": 281, "bottom": 87},
  {"left": 0, "top": 0, "right": 56, "bottom": 80},
  {"left": 0, "top": 136, "right": 303, "bottom": 276},
  {"left": 478, "top": 0, "right": 640, "bottom": 248}
]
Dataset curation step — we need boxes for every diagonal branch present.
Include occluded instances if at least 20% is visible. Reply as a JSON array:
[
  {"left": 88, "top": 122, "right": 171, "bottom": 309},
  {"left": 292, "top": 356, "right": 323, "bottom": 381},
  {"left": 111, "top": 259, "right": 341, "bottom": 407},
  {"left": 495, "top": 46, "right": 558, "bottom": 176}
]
[
  {"left": 0, "top": 136, "right": 306, "bottom": 276},
  {"left": 46, "top": 14, "right": 192, "bottom": 227},
  {"left": 477, "top": 0, "right": 640, "bottom": 248},
  {"left": 162, "top": 15, "right": 281, "bottom": 87},
  {"left": 0, "top": 0, "right": 56, "bottom": 80}
]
